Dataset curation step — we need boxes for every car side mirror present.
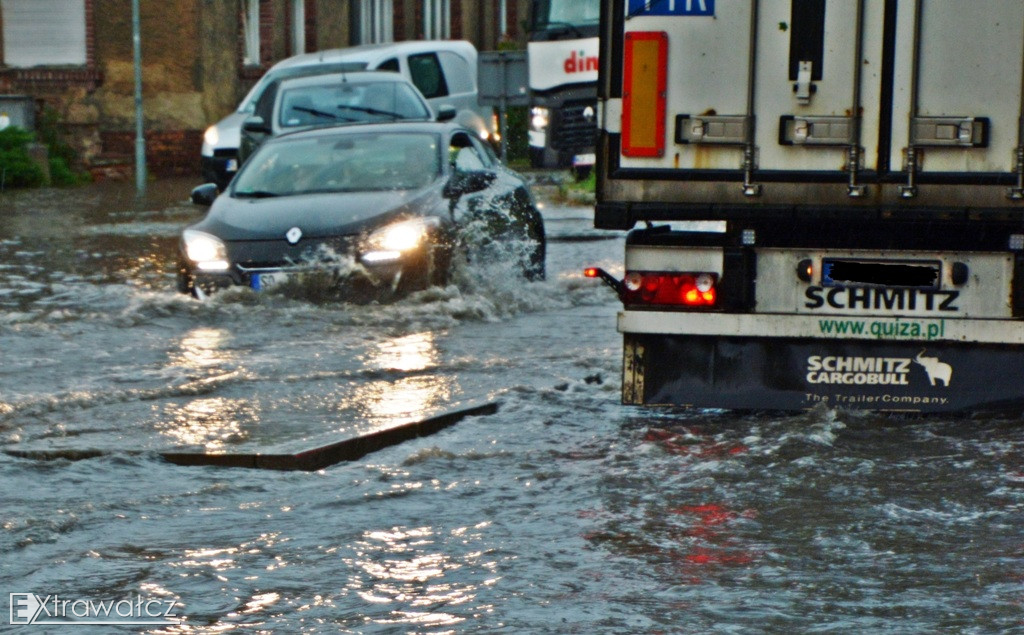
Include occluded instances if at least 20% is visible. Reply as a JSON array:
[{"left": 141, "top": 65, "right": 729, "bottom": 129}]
[
  {"left": 443, "top": 170, "right": 496, "bottom": 198},
  {"left": 191, "top": 183, "right": 219, "bottom": 206},
  {"left": 242, "top": 115, "right": 271, "bottom": 135},
  {"left": 436, "top": 105, "right": 457, "bottom": 122}
]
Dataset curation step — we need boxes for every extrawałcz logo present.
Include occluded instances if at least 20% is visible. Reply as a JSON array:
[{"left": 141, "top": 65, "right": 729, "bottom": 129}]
[
  {"left": 9, "top": 593, "right": 179, "bottom": 626},
  {"left": 806, "top": 350, "right": 953, "bottom": 387}
]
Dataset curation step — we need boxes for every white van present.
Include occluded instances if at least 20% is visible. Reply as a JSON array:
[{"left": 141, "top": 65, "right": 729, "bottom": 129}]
[{"left": 201, "top": 40, "right": 494, "bottom": 189}]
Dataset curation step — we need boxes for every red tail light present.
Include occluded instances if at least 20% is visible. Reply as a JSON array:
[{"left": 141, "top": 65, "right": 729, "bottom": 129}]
[{"left": 623, "top": 271, "right": 718, "bottom": 307}]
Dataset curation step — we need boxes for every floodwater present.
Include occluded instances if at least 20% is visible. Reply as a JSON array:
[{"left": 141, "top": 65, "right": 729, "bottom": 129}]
[{"left": 2, "top": 178, "right": 1023, "bottom": 633}]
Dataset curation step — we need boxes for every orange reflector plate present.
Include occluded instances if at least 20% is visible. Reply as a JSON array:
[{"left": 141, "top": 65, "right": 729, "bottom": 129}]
[{"left": 622, "top": 31, "right": 668, "bottom": 158}]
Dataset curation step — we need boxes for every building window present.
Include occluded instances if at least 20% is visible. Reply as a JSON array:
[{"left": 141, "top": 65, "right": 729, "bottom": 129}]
[
  {"left": 2, "top": 0, "right": 86, "bottom": 67},
  {"left": 357, "top": 0, "right": 392, "bottom": 44},
  {"left": 241, "top": 0, "right": 260, "bottom": 66},
  {"left": 290, "top": 0, "right": 305, "bottom": 55},
  {"left": 423, "top": 0, "right": 450, "bottom": 40}
]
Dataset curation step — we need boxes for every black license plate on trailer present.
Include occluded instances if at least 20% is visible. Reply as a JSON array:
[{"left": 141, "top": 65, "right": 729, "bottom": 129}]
[{"left": 822, "top": 259, "right": 940, "bottom": 288}]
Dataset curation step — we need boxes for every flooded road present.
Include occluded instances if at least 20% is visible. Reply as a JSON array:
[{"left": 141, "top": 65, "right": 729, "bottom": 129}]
[{"left": 2, "top": 179, "right": 1024, "bottom": 632}]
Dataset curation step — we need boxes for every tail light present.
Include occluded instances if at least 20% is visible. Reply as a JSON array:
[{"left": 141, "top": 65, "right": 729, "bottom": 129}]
[{"left": 622, "top": 271, "right": 718, "bottom": 307}]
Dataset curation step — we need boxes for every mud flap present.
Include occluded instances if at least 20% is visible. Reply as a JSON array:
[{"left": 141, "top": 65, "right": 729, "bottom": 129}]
[{"left": 624, "top": 334, "right": 1024, "bottom": 413}]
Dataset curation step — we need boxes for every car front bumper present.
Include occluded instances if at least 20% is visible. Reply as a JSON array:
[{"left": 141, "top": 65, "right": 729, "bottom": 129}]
[{"left": 183, "top": 252, "right": 434, "bottom": 301}]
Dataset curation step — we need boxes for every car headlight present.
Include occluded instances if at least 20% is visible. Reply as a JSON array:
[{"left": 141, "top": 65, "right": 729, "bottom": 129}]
[
  {"left": 183, "top": 229, "right": 229, "bottom": 271},
  {"left": 361, "top": 217, "right": 439, "bottom": 264},
  {"left": 203, "top": 125, "right": 219, "bottom": 148},
  {"left": 530, "top": 107, "right": 549, "bottom": 132}
]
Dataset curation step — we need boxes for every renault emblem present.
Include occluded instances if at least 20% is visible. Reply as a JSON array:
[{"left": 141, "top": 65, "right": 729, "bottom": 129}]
[{"left": 286, "top": 227, "right": 302, "bottom": 244}]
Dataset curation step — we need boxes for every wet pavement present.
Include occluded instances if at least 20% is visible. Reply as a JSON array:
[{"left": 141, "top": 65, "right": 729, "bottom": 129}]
[{"left": 2, "top": 177, "right": 1024, "bottom": 632}]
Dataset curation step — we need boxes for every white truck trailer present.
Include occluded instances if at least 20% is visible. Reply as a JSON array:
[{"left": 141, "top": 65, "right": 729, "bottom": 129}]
[{"left": 590, "top": 0, "right": 1024, "bottom": 413}]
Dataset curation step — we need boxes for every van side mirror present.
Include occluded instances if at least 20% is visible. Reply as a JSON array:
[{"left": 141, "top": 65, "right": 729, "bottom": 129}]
[
  {"left": 191, "top": 183, "right": 219, "bottom": 206},
  {"left": 436, "top": 105, "right": 457, "bottom": 122},
  {"left": 242, "top": 115, "right": 271, "bottom": 135}
]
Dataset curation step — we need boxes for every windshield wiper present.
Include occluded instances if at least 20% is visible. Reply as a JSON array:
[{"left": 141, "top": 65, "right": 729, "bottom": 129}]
[
  {"left": 338, "top": 104, "right": 405, "bottom": 120},
  {"left": 291, "top": 105, "right": 341, "bottom": 120},
  {"left": 234, "top": 190, "right": 282, "bottom": 198}
]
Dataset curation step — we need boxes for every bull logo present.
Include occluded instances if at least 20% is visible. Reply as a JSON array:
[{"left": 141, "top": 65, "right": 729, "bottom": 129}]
[{"left": 913, "top": 349, "right": 952, "bottom": 387}]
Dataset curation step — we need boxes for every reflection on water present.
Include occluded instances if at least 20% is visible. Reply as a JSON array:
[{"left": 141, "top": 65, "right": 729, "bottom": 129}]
[
  {"left": 170, "top": 328, "right": 235, "bottom": 374},
  {"left": 345, "top": 332, "right": 453, "bottom": 427},
  {"left": 367, "top": 331, "right": 438, "bottom": 373},
  {"left": 159, "top": 328, "right": 254, "bottom": 450},
  {"left": 359, "top": 375, "right": 452, "bottom": 424},
  {"left": 157, "top": 397, "right": 254, "bottom": 450},
  {"left": 231, "top": 592, "right": 281, "bottom": 618},
  {"left": 346, "top": 524, "right": 498, "bottom": 629}
]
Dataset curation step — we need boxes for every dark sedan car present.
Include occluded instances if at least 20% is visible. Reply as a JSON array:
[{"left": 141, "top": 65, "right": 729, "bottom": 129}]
[{"left": 178, "top": 122, "right": 545, "bottom": 300}]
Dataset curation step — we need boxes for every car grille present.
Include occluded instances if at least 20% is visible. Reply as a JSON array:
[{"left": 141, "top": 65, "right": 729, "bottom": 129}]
[
  {"left": 230, "top": 236, "right": 359, "bottom": 270},
  {"left": 552, "top": 100, "right": 598, "bottom": 152}
]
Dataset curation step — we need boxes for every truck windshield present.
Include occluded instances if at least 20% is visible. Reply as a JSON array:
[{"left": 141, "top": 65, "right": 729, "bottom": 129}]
[{"left": 530, "top": 0, "right": 600, "bottom": 32}]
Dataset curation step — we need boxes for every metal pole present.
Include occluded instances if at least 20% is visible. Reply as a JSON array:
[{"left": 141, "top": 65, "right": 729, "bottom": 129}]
[
  {"left": 133, "top": 0, "right": 146, "bottom": 199},
  {"left": 899, "top": 0, "right": 923, "bottom": 198},
  {"left": 498, "top": 53, "right": 508, "bottom": 163},
  {"left": 847, "top": 0, "right": 866, "bottom": 197},
  {"left": 1009, "top": 5, "right": 1024, "bottom": 199},
  {"left": 741, "top": 0, "right": 760, "bottom": 197}
]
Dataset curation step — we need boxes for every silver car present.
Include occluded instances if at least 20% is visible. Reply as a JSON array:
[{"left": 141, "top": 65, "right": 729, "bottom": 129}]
[
  {"left": 201, "top": 40, "right": 495, "bottom": 189},
  {"left": 237, "top": 71, "right": 442, "bottom": 166}
]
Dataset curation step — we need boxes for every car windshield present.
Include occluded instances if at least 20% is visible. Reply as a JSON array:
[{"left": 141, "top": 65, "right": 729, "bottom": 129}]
[
  {"left": 232, "top": 132, "right": 441, "bottom": 196},
  {"left": 278, "top": 82, "right": 430, "bottom": 128},
  {"left": 238, "top": 62, "right": 369, "bottom": 113}
]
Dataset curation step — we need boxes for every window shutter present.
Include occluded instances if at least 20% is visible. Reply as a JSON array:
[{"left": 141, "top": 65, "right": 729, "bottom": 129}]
[{"left": 2, "top": 0, "right": 86, "bottom": 67}]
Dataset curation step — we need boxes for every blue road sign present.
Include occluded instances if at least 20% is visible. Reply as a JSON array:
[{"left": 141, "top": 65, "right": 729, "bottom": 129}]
[{"left": 627, "top": 0, "right": 715, "bottom": 16}]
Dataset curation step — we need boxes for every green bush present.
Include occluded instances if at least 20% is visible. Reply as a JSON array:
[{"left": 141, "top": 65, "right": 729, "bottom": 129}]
[
  {"left": 49, "top": 156, "right": 79, "bottom": 186},
  {"left": 0, "top": 125, "right": 34, "bottom": 151},
  {"left": 38, "top": 107, "right": 76, "bottom": 167},
  {"left": 38, "top": 107, "right": 89, "bottom": 185},
  {"left": 0, "top": 127, "right": 45, "bottom": 187}
]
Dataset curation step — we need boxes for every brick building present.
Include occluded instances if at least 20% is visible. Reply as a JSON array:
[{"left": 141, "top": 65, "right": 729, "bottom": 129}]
[{"left": 0, "top": 0, "right": 528, "bottom": 179}]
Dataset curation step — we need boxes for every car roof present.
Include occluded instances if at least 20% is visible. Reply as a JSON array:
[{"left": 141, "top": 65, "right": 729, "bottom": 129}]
[
  {"left": 269, "top": 120, "right": 469, "bottom": 144},
  {"left": 269, "top": 40, "right": 478, "bottom": 72}
]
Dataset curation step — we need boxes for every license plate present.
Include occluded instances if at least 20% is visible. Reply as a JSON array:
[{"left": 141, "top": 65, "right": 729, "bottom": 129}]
[
  {"left": 226, "top": 158, "right": 238, "bottom": 172},
  {"left": 573, "top": 153, "right": 596, "bottom": 166},
  {"left": 822, "top": 259, "right": 940, "bottom": 288},
  {"left": 250, "top": 272, "right": 289, "bottom": 291}
]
